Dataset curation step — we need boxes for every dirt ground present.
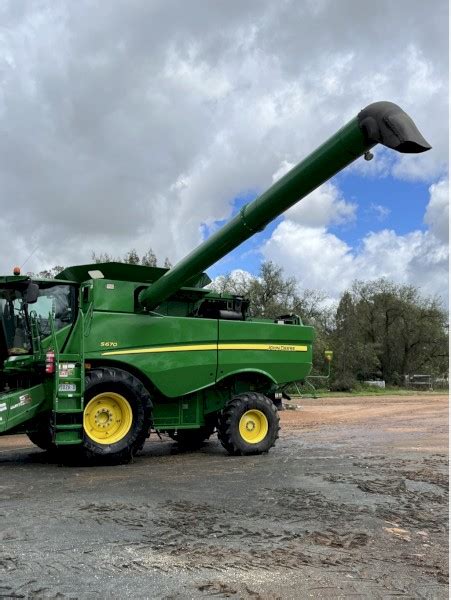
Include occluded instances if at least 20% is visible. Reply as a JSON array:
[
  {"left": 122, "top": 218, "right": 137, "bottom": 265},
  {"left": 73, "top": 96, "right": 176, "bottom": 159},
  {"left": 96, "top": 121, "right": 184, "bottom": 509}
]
[{"left": 0, "top": 394, "right": 448, "bottom": 599}]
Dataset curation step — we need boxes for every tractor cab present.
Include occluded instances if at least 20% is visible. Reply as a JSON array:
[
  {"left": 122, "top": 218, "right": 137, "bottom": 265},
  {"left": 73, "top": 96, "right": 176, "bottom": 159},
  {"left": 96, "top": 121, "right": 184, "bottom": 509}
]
[{"left": 0, "top": 276, "right": 78, "bottom": 362}]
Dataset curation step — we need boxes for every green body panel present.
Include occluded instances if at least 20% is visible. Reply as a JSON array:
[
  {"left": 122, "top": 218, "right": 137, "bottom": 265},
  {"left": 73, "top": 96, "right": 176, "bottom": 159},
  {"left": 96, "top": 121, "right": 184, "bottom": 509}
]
[
  {"left": 217, "top": 320, "right": 314, "bottom": 385},
  {"left": 57, "top": 262, "right": 211, "bottom": 288},
  {"left": 92, "top": 279, "right": 136, "bottom": 313},
  {"left": 151, "top": 388, "right": 228, "bottom": 429},
  {"left": 0, "top": 275, "right": 30, "bottom": 284},
  {"left": 77, "top": 307, "right": 313, "bottom": 398},
  {"left": 0, "top": 384, "right": 48, "bottom": 432},
  {"left": 83, "top": 312, "right": 218, "bottom": 396},
  {"left": 152, "top": 394, "right": 204, "bottom": 429}
]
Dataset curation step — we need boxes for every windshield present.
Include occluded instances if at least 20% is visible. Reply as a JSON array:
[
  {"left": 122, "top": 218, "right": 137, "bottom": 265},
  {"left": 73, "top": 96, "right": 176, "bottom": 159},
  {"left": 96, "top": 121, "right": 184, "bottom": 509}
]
[{"left": 0, "top": 282, "right": 77, "bottom": 356}]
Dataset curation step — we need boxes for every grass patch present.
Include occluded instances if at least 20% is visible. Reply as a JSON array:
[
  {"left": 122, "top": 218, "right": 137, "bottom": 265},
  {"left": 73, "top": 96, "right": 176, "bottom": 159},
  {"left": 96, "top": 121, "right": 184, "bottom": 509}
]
[{"left": 288, "top": 384, "right": 447, "bottom": 398}]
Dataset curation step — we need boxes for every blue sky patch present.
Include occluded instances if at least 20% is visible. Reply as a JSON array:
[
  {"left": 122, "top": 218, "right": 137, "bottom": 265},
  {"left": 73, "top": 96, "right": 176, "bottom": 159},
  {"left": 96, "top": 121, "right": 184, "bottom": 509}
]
[{"left": 207, "top": 172, "right": 432, "bottom": 279}]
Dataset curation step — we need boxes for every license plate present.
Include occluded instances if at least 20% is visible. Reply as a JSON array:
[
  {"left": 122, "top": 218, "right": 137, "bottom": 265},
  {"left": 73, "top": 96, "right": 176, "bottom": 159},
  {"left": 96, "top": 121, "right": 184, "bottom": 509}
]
[{"left": 58, "top": 383, "right": 76, "bottom": 392}]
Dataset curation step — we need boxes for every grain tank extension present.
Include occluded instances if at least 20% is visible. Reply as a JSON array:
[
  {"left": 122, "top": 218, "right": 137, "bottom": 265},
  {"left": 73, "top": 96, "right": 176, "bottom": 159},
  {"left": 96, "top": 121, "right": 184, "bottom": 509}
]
[{"left": 0, "top": 102, "right": 430, "bottom": 462}]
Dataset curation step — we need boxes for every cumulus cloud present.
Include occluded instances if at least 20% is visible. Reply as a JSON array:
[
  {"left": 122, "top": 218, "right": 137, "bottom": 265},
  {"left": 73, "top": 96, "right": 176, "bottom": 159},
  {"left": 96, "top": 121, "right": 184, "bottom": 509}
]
[
  {"left": 272, "top": 161, "right": 295, "bottom": 184},
  {"left": 424, "top": 179, "right": 449, "bottom": 244},
  {"left": 0, "top": 0, "right": 447, "bottom": 283},
  {"left": 284, "top": 182, "right": 356, "bottom": 229},
  {"left": 369, "top": 203, "right": 391, "bottom": 222},
  {"left": 272, "top": 163, "right": 357, "bottom": 229},
  {"left": 263, "top": 221, "right": 354, "bottom": 292},
  {"left": 262, "top": 182, "right": 449, "bottom": 302}
]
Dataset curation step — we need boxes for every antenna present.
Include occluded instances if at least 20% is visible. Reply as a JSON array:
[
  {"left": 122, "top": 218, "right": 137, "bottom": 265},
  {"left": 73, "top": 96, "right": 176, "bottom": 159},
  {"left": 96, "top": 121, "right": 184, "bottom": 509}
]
[{"left": 20, "top": 244, "right": 39, "bottom": 270}]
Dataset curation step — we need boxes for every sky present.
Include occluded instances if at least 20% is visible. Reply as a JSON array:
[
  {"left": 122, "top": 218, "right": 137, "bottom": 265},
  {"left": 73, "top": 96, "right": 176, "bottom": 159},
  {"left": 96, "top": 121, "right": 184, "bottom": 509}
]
[{"left": 0, "top": 0, "right": 448, "bottom": 302}]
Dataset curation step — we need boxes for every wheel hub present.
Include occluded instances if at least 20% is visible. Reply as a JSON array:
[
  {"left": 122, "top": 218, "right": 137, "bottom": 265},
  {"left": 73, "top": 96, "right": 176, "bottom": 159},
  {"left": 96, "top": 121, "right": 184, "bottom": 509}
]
[
  {"left": 95, "top": 408, "right": 113, "bottom": 427},
  {"left": 239, "top": 409, "right": 269, "bottom": 444},
  {"left": 83, "top": 392, "right": 133, "bottom": 444}
]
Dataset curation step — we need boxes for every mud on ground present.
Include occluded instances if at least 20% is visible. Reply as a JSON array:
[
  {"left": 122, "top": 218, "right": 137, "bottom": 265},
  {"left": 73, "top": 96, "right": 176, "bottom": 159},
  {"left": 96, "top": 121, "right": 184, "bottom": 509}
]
[{"left": 0, "top": 394, "right": 448, "bottom": 599}]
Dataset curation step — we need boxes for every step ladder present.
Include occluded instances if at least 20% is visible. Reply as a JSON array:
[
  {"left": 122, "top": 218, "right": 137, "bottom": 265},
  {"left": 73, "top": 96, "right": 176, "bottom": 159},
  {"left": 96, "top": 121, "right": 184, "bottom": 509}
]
[
  {"left": 53, "top": 354, "right": 85, "bottom": 445},
  {"left": 49, "top": 309, "right": 86, "bottom": 446}
]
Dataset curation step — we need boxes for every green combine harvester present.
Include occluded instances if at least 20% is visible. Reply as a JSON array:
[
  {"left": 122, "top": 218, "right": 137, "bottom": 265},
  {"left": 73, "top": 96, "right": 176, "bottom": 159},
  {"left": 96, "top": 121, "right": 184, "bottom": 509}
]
[{"left": 0, "top": 102, "right": 430, "bottom": 463}]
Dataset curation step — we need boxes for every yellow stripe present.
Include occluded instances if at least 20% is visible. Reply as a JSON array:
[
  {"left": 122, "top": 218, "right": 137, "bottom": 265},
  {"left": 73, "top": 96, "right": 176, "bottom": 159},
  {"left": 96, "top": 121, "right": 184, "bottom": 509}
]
[
  {"left": 101, "top": 343, "right": 308, "bottom": 356},
  {"left": 102, "top": 344, "right": 217, "bottom": 356}
]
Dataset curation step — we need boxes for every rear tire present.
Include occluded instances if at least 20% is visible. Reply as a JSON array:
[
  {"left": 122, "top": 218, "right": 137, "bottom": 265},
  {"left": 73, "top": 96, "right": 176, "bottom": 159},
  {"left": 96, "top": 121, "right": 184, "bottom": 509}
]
[
  {"left": 218, "top": 392, "right": 280, "bottom": 456},
  {"left": 82, "top": 367, "right": 152, "bottom": 464}
]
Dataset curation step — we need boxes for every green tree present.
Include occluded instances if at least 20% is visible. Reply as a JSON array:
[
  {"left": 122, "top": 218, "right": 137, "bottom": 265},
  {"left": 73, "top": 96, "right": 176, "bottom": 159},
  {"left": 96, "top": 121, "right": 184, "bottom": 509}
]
[
  {"left": 331, "top": 279, "right": 449, "bottom": 387},
  {"left": 123, "top": 249, "right": 140, "bottom": 265},
  {"left": 212, "top": 261, "right": 298, "bottom": 318},
  {"left": 92, "top": 247, "right": 165, "bottom": 268},
  {"left": 141, "top": 248, "right": 157, "bottom": 267},
  {"left": 330, "top": 291, "right": 379, "bottom": 390},
  {"left": 91, "top": 251, "right": 115, "bottom": 263},
  {"left": 34, "top": 266, "right": 66, "bottom": 279}
]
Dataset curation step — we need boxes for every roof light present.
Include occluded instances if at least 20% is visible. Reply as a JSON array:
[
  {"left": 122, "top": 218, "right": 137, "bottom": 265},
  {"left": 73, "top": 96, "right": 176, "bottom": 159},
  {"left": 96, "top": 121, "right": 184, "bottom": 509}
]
[
  {"left": 88, "top": 270, "right": 104, "bottom": 279},
  {"left": 13, "top": 266, "right": 21, "bottom": 275}
]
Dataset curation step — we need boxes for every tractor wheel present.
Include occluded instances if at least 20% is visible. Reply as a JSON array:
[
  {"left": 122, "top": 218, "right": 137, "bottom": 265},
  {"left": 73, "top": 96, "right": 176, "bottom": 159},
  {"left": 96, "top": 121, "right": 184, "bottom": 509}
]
[
  {"left": 26, "top": 413, "right": 56, "bottom": 452},
  {"left": 168, "top": 424, "right": 215, "bottom": 449},
  {"left": 82, "top": 367, "right": 152, "bottom": 464},
  {"left": 218, "top": 392, "right": 280, "bottom": 456}
]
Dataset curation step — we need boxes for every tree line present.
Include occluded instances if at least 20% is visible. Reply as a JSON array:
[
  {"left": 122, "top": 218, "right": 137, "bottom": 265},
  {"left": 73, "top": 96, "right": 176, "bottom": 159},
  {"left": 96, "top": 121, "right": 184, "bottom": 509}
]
[
  {"left": 91, "top": 248, "right": 172, "bottom": 269},
  {"left": 31, "top": 247, "right": 172, "bottom": 279}
]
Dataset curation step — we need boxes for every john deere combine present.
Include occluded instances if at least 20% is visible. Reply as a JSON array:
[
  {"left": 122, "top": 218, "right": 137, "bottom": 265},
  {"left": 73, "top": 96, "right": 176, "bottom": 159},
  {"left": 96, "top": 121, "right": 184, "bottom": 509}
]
[{"left": 0, "top": 102, "right": 430, "bottom": 462}]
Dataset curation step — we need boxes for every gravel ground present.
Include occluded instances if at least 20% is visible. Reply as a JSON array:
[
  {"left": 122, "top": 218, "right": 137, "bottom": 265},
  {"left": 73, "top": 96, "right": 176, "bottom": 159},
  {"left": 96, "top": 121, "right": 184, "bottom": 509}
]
[{"left": 0, "top": 394, "right": 448, "bottom": 599}]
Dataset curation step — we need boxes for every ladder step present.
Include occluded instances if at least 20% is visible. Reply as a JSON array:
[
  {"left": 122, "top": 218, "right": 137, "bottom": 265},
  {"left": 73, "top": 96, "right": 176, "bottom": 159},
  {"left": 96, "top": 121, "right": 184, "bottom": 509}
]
[
  {"left": 55, "top": 431, "right": 83, "bottom": 446},
  {"left": 54, "top": 408, "right": 84, "bottom": 414},
  {"left": 56, "top": 440, "right": 83, "bottom": 445},
  {"left": 55, "top": 424, "right": 83, "bottom": 430},
  {"left": 54, "top": 430, "right": 83, "bottom": 444}
]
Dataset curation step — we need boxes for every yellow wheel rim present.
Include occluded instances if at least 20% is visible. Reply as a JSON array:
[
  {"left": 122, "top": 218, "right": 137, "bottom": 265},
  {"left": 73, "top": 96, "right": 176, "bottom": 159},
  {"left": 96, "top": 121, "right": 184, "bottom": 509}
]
[
  {"left": 83, "top": 392, "right": 133, "bottom": 444},
  {"left": 239, "top": 409, "right": 269, "bottom": 444}
]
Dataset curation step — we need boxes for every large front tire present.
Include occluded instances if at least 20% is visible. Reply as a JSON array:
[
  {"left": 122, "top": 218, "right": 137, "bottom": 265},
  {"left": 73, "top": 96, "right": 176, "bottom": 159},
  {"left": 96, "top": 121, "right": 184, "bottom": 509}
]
[
  {"left": 218, "top": 392, "right": 280, "bottom": 456},
  {"left": 82, "top": 368, "right": 152, "bottom": 464}
]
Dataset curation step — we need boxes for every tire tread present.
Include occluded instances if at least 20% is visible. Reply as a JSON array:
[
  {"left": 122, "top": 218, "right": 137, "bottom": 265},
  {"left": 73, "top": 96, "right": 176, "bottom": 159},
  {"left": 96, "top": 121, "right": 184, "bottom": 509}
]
[
  {"left": 217, "top": 392, "right": 280, "bottom": 456},
  {"left": 82, "top": 367, "right": 153, "bottom": 464}
]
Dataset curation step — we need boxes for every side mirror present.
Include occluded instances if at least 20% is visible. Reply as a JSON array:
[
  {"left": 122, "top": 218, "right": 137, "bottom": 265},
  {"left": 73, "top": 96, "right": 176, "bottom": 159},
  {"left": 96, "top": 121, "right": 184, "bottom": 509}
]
[{"left": 25, "top": 282, "right": 39, "bottom": 304}]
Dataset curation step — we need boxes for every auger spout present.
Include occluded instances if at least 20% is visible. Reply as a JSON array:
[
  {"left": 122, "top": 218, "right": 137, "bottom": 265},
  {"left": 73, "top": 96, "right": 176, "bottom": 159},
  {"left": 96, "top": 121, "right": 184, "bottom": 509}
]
[{"left": 139, "top": 101, "right": 430, "bottom": 310}]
